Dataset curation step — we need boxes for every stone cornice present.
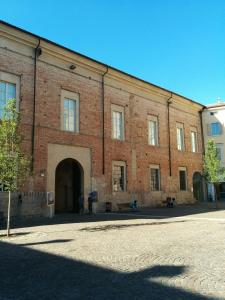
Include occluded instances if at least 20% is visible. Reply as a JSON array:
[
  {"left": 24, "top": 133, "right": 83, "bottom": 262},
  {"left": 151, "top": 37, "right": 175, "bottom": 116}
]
[{"left": 0, "top": 20, "right": 203, "bottom": 112}]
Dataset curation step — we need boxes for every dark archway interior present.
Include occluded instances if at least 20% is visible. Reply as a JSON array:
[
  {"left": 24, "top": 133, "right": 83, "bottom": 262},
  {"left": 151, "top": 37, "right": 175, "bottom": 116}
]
[
  {"left": 55, "top": 158, "right": 83, "bottom": 213},
  {"left": 193, "top": 172, "right": 204, "bottom": 202}
]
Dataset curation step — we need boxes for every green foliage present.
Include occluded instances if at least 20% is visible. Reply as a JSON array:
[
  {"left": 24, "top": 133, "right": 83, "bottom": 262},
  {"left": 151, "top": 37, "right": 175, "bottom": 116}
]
[
  {"left": 0, "top": 99, "right": 30, "bottom": 191},
  {"left": 203, "top": 139, "right": 225, "bottom": 184}
]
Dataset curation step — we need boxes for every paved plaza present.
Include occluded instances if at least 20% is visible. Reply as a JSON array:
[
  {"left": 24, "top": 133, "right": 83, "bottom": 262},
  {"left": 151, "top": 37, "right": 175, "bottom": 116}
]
[{"left": 0, "top": 206, "right": 225, "bottom": 299}]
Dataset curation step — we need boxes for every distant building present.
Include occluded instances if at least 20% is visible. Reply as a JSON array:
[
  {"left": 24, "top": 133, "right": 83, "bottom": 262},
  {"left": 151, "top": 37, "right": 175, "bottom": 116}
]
[
  {"left": 202, "top": 102, "right": 225, "bottom": 201},
  {"left": 0, "top": 21, "right": 204, "bottom": 218}
]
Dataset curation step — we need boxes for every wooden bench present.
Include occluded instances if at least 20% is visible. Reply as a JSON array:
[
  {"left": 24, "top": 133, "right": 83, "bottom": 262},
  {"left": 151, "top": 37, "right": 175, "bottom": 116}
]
[{"left": 117, "top": 202, "right": 131, "bottom": 211}]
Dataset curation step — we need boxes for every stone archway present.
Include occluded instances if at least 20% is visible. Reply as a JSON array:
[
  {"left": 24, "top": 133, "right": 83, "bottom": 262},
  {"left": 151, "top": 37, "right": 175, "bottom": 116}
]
[
  {"left": 47, "top": 144, "right": 91, "bottom": 216},
  {"left": 193, "top": 172, "right": 204, "bottom": 202},
  {"left": 55, "top": 158, "right": 84, "bottom": 213}
]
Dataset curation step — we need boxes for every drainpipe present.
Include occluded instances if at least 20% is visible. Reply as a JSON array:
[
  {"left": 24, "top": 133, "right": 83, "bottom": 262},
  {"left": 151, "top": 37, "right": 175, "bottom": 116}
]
[
  {"left": 199, "top": 109, "right": 205, "bottom": 155},
  {"left": 102, "top": 66, "right": 109, "bottom": 175},
  {"left": 31, "top": 39, "right": 41, "bottom": 172},
  {"left": 167, "top": 93, "right": 173, "bottom": 177}
]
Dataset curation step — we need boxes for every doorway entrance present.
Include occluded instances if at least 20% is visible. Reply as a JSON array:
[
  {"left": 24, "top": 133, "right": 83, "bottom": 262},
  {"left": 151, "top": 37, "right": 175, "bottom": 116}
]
[
  {"left": 193, "top": 172, "right": 204, "bottom": 202},
  {"left": 55, "top": 158, "right": 83, "bottom": 213}
]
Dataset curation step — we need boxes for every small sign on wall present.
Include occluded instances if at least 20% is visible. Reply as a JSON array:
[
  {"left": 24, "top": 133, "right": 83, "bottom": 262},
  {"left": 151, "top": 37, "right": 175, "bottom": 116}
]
[{"left": 47, "top": 192, "right": 55, "bottom": 206}]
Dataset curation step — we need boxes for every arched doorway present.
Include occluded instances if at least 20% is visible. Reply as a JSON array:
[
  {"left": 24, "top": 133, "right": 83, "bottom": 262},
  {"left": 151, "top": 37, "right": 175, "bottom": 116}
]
[
  {"left": 55, "top": 158, "right": 83, "bottom": 213},
  {"left": 193, "top": 172, "right": 204, "bottom": 202}
]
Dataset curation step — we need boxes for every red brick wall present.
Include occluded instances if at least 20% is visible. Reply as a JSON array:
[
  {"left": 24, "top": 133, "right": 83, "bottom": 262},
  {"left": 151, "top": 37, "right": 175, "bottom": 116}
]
[{"left": 0, "top": 44, "right": 203, "bottom": 208}]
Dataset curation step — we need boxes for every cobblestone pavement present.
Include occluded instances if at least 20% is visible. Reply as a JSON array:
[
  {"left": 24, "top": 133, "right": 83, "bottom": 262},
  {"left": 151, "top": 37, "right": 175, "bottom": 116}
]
[{"left": 0, "top": 207, "right": 225, "bottom": 299}]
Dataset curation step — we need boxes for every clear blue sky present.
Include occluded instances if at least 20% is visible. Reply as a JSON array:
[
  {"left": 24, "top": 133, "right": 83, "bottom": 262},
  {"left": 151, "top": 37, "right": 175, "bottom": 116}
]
[{"left": 1, "top": 0, "right": 225, "bottom": 105}]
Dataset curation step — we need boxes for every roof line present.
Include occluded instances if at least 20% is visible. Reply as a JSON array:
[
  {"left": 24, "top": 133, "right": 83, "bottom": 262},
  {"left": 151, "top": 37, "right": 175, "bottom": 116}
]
[
  {"left": 204, "top": 103, "right": 225, "bottom": 109},
  {"left": 0, "top": 19, "right": 203, "bottom": 107}
]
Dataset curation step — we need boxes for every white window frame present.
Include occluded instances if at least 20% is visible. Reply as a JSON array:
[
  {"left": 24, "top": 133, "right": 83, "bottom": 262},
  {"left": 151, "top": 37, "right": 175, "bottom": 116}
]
[
  {"left": 0, "top": 71, "right": 20, "bottom": 113},
  {"left": 112, "top": 161, "right": 126, "bottom": 192},
  {"left": 190, "top": 127, "right": 198, "bottom": 153},
  {"left": 61, "top": 90, "right": 79, "bottom": 133},
  {"left": 176, "top": 123, "right": 185, "bottom": 151},
  {"left": 148, "top": 115, "right": 159, "bottom": 146},
  {"left": 179, "top": 167, "right": 187, "bottom": 191},
  {"left": 150, "top": 164, "right": 161, "bottom": 191},
  {"left": 111, "top": 104, "right": 125, "bottom": 141}
]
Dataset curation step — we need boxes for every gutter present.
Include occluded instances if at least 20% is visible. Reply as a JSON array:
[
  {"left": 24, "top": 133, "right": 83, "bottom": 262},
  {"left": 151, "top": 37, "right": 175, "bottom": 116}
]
[
  {"left": 167, "top": 93, "right": 173, "bottom": 177},
  {"left": 199, "top": 109, "right": 205, "bottom": 156},
  {"left": 102, "top": 67, "right": 109, "bottom": 174},
  {"left": 31, "top": 39, "right": 41, "bottom": 171}
]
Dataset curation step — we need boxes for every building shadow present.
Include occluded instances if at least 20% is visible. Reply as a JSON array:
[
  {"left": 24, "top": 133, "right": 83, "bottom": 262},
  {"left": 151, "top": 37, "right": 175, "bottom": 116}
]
[
  {"left": 0, "top": 240, "right": 218, "bottom": 300},
  {"left": 80, "top": 220, "right": 188, "bottom": 232},
  {"left": 17, "top": 239, "right": 73, "bottom": 246},
  {"left": 1, "top": 204, "right": 224, "bottom": 231}
]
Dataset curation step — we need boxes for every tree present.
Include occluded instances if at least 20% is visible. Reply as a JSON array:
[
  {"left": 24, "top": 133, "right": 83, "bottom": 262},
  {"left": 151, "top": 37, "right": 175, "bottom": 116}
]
[
  {"left": 203, "top": 139, "right": 225, "bottom": 205},
  {"left": 0, "top": 100, "right": 30, "bottom": 236}
]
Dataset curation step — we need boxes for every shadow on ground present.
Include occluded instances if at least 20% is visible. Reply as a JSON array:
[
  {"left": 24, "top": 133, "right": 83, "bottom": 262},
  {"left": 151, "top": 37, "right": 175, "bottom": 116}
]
[
  {"left": 0, "top": 240, "right": 217, "bottom": 300},
  {"left": 80, "top": 220, "right": 188, "bottom": 232},
  {"left": 1, "top": 205, "right": 224, "bottom": 231}
]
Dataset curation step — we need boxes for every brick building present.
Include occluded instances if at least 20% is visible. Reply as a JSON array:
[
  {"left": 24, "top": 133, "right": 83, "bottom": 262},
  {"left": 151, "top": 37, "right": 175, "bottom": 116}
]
[{"left": 0, "top": 21, "right": 204, "bottom": 217}]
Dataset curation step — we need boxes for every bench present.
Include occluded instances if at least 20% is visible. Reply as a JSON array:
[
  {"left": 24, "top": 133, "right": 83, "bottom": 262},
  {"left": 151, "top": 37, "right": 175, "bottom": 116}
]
[
  {"left": 117, "top": 202, "right": 131, "bottom": 211},
  {"left": 117, "top": 201, "right": 138, "bottom": 211}
]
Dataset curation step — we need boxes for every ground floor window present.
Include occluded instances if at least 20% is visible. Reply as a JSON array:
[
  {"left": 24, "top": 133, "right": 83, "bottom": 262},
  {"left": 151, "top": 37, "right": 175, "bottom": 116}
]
[
  {"left": 179, "top": 167, "right": 187, "bottom": 191},
  {"left": 0, "top": 183, "right": 7, "bottom": 192},
  {"left": 150, "top": 165, "right": 160, "bottom": 191},
  {"left": 112, "top": 161, "right": 126, "bottom": 192}
]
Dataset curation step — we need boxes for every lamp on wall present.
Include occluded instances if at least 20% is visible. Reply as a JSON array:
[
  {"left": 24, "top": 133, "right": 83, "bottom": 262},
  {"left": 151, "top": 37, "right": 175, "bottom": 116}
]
[
  {"left": 69, "top": 64, "right": 76, "bottom": 70},
  {"left": 40, "top": 169, "right": 45, "bottom": 177}
]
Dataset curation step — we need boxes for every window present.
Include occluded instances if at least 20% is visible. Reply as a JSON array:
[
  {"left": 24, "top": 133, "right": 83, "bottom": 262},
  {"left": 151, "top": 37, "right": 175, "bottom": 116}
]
[
  {"left": 150, "top": 165, "right": 160, "bottom": 191},
  {"left": 111, "top": 105, "right": 125, "bottom": 140},
  {"left": 208, "top": 122, "right": 222, "bottom": 136},
  {"left": 61, "top": 90, "right": 79, "bottom": 132},
  {"left": 0, "top": 183, "right": 7, "bottom": 192},
  {"left": 176, "top": 123, "right": 185, "bottom": 151},
  {"left": 216, "top": 143, "right": 224, "bottom": 161},
  {"left": 148, "top": 116, "right": 159, "bottom": 146},
  {"left": 0, "top": 81, "right": 16, "bottom": 119},
  {"left": 112, "top": 161, "right": 126, "bottom": 192},
  {"left": 191, "top": 130, "right": 198, "bottom": 153},
  {"left": 179, "top": 167, "right": 187, "bottom": 191}
]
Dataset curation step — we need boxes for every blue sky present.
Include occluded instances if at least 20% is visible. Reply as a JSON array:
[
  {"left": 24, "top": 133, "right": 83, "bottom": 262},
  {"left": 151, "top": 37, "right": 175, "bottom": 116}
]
[{"left": 1, "top": 0, "right": 225, "bottom": 105}]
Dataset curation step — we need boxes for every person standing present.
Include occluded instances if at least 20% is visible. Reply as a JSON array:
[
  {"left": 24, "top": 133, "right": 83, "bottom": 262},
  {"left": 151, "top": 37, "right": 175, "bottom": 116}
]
[
  {"left": 78, "top": 193, "right": 84, "bottom": 214},
  {"left": 88, "top": 192, "right": 93, "bottom": 215}
]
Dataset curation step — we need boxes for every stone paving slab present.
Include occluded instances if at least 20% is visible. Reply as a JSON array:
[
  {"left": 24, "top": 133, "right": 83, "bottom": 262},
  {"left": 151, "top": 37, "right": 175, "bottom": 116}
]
[{"left": 0, "top": 207, "right": 225, "bottom": 299}]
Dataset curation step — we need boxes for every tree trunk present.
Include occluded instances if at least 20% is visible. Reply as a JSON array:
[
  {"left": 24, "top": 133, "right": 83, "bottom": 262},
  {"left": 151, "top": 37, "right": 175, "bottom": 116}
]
[{"left": 7, "top": 190, "right": 11, "bottom": 237}]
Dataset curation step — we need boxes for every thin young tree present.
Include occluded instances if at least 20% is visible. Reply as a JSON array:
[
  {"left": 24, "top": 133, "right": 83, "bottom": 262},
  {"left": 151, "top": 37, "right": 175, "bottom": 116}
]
[
  {"left": 203, "top": 139, "right": 225, "bottom": 206},
  {"left": 0, "top": 99, "right": 30, "bottom": 237}
]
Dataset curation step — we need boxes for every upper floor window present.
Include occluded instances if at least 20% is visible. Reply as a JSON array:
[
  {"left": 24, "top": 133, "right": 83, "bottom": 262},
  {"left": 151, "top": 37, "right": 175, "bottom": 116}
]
[
  {"left": 111, "top": 105, "right": 124, "bottom": 140},
  {"left": 208, "top": 122, "right": 222, "bottom": 136},
  {"left": 112, "top": 161, "right": 126, "bottom": 192},
  {"left": 148, "top": 115, "right": 159, "bottom": 146},
  {"left": 0, "top": 71, "right": 20, "bottom": 118},
  {"left": 61, "top": 90, "right": 79, "bottom": 132},
  {"left": 0, "top": 81, "right": 16, "bottom": 119},
  {"left": 176, "top": 123, "right": 185, "bottom": 151},
  {"left": 191, "top": 129, "right": 198, "bottom": 153},
  {"left": 179, "top": 167, "right": 187, "bottom": 191},
  {"left": 150, "top": 165, "right": 160, "bottom": 191}
]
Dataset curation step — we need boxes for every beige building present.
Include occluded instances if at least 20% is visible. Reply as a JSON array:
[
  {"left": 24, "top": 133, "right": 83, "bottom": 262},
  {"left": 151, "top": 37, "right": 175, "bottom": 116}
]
[{"left": 202, "top": 102, "right": 225, "bottom": 201}]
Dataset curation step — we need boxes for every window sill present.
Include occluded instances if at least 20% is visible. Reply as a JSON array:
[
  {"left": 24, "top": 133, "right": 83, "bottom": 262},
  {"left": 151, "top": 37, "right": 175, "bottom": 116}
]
[{"left": 61, "top": 129, "right": 79, "bottom": 135}]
